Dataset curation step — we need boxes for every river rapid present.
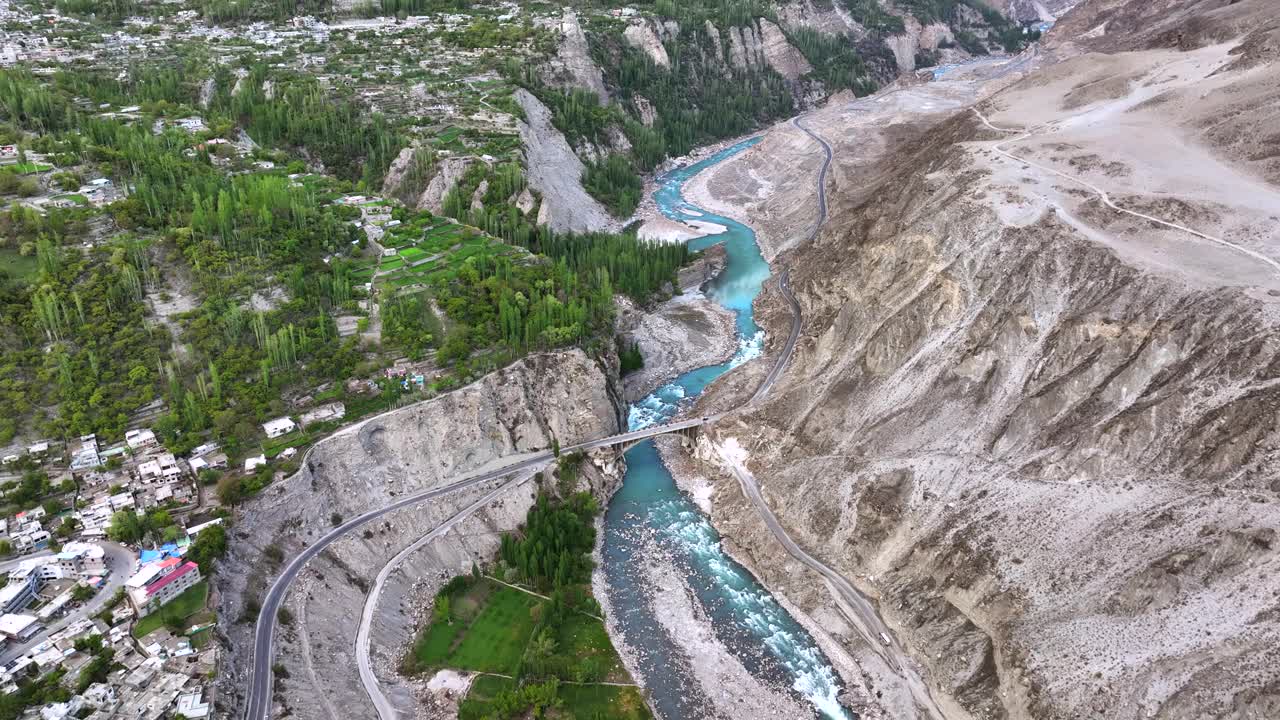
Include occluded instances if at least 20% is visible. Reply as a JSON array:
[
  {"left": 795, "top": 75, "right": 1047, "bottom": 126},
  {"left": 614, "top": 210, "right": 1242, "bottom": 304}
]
[{"left": 602, "top": 139, "right": 855, "bottom": 720}]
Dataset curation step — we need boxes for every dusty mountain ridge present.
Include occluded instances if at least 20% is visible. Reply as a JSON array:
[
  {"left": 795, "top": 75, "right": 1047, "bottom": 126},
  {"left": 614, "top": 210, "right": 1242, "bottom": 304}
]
[
  {"left": 215, "top": 350, "right": 624, "bottom": 719},
  {"left": 679, "top": 1, "right": 1280, "bottom": 718}
]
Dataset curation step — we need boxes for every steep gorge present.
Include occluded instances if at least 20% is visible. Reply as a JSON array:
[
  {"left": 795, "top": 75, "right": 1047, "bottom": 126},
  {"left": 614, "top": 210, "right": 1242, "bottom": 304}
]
[{"left": 673, "top": 3, "right": 1280, "bottom": 718}]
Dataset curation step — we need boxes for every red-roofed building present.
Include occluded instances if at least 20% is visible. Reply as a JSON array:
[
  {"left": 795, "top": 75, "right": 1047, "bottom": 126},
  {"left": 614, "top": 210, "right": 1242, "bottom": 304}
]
[{"left": 126, "top": 561, "right": 201, "bottom": 618}]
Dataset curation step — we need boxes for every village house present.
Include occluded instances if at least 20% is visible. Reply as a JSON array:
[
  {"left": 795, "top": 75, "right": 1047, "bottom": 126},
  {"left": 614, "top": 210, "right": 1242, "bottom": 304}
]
[
  {"left": 125, "top": 559, "right": 201, "bottom": 618},
  {"left": 136, "top": 453, "right": 181, "bottom": 484},
  {"left": 125, "top": 428, "right": 157, "bottom": 451},
  {"left": 70, "top": 435, "right": 101, "bottom": 472},
  {"left": 262, "top": 417, "right": 296, "bottom": 439}
]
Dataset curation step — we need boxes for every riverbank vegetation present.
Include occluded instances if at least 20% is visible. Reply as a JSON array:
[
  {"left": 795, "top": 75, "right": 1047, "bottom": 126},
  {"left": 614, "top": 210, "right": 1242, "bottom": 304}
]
[{"left": 405, "top": 490, "right": 648, "bottom": 719}]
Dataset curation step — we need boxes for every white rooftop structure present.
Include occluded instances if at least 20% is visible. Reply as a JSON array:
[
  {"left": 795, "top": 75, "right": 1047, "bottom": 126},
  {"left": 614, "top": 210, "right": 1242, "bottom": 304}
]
[
  {"left": 262, "top": 417, "right": 296, "bottom": 438},
  {"left": 124, "top": 428, "right": 156, "bottom": 450},
  {"left": 245, "top": 454, "right": 267, "bottom": 472},
  {"left": 125, "top": 564, "right": 163, "bottom": 590},
  {"left": 186, "top": 519, "right": 223, "bottom": 537},
  {"left": 189, "top": 442, "right": 219, "bottom": 458},
  {"left": 0, "top": 613, "right": 39, "bottom": 638},
  {"left": 175, "top": 691, "right": 210, "bottom": 719}
]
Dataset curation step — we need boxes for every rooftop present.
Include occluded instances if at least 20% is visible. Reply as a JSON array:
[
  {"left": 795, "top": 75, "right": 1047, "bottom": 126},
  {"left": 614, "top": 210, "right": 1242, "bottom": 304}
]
[
  {"left": 145, "top": 562, "right": 197, "bottom": 597},
  {"left": 0, "top": 613, "right": 38, "bottom": 636}
]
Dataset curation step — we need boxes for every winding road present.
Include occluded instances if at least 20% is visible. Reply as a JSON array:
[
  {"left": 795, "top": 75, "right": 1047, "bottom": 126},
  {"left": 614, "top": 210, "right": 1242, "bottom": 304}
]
[
  {"left": 747, "top": 114, "right": 830, "bottom": 407},
  {"left": 247, "top": 109, "right": 868, "bottom": 720},
  {"left": 726, "top": 117, "right": 947, "bottom": 718},
  {"left": 0, "top": 541, "right": 136, "bottom": 666},
  {"left": 355, "top": 468, "right": 542, "bottom": 719},
  {"left": 244, "top": 414, "right": 729, "bottom": 720}
]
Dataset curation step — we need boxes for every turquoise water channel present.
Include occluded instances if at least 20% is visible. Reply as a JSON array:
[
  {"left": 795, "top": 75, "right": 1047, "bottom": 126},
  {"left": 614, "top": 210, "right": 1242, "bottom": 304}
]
[{"left": 602, "top": 139, "right": 854, "bottom": 720}]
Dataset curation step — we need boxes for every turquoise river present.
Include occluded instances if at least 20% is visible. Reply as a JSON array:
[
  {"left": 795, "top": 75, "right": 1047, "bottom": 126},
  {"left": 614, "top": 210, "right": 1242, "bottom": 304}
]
[{"left": 602, "top": 138, "right": 854, "bottom": 720}]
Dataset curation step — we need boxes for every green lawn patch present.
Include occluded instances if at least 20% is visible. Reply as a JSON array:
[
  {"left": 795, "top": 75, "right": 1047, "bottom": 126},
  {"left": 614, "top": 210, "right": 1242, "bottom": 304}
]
[
  {"left": 408, "top": 579, "right": 541, "bottom": 674},
  {"left": 132, "top": 581, "right": 208, "bottom": 638},
  {"left": 457, "top": 675, "right": 514, "bottom": 720},
  {"left": 10, "top": 162, "right": 52, "bottom": 174},
  {"left": 559, "top": 684, "right": 650, "bottom": 719},
  {"left": 398, "top": 247, "right": 427, "bottom": 262},
  {"left": 458, "top": 675, "right": 650, "bottom": 720},
  {"left": 263, "top": 430, "right": 311, "bottom": 458},
  {"left": 53, "top": 193, "right": 88, "bottom": 205},
  {"left": 0, "top": 249, "right": 39, "bottom": 282},
  {"left": 555, "top": 612, "right": 627, "bottom": 682},
  {"left": 379, "top": 256, "right": 404, "bottom": 271}
]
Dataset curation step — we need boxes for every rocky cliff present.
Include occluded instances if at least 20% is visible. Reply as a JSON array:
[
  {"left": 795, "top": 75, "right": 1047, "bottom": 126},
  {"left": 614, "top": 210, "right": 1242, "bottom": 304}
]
[
  {"left": 678, "top": 2, "right": 1280, "bottom": 718},
  {"left": 513, "top": 88, "right": 618, "bottom": 233},
  {"left": 214, "top": 349, "right": 624, "bottom": 720}
]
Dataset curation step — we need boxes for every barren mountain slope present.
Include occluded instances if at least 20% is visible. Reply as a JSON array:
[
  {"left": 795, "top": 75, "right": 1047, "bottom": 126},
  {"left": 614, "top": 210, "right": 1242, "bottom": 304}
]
[
  {"left": 215, "top": 350, "right": 623, "bottom": 719},
  {"left": 683, "top": 6, "right": 1280, "bottom": 720}
]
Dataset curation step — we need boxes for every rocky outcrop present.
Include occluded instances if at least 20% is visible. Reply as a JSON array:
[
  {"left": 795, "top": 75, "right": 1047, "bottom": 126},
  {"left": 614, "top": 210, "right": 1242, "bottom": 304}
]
[
  {"left": 778, "top": 0, "right": 870, "bottom": 37},
  {"left": 995, "top": 0, "right": 1078, "bottom": 23},
  {"left": 215, "top": 349, "right": 624, "bottom": 720},
  {"left": 546, "top": 9, "right": 609, "bottom": 102},
  {"left": 380, "top": 146, "right": 417, "bottom": 199},
  {"left": 416, "top": 156, "right": 469, "bottom": 214},
  {"left": 713, "top": 19, "right": 818, "bottom": 96},
  {"left": 886, "top": 16, "right": 960, "bottom": 72},
  {"left": 758, "top": 18, "right": 813, "bottom": 82},
  {"left": 623, "top": 20, "right": 671, "bottom": 68},
  {"left": 468, "top": 179, "right": 488, "bottom": 213},
  {"left": 615, "top": 244, "right": 733, "bottom": 402},
  {"left": 633, "top": 95, "right": 658, "bottom": 126},
  {"left": 513, "top": 88, "right": 616, "bottom": 233},
  {"left": 701, "top": 19, "right": 723, "bottom": 63},
  {"left": 514, "top": 187, "right": 536, "bottom": 215}
]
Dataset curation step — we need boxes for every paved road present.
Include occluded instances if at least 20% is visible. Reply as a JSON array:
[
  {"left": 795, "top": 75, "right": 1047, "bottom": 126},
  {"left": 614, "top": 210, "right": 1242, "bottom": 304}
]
[
  {"left": 355, "top": 469, "right": 541, "bottom": 719},
  {"left": 720, "top": 454, "right": 944, "bottom": 719},
  {"left": 244, "top": 414, "right": 729, "bottom": 720},
  {"left": 730, "top": 117, "right": 946, "bottom": 718},
  {"left": 0, "top": 541, "right": 136, "bottom": 665},
  {"left": 792, "top": 114, "right": 832, "bottom": 237},
  {"left": 0, "top": 550, "right": 53, "bottom": 574},
  {"left": 246, "top": 117, "right": 825, "bottom": 720},
  {"left": 744, "top": 114, "right": 829, "bottom": 406}
]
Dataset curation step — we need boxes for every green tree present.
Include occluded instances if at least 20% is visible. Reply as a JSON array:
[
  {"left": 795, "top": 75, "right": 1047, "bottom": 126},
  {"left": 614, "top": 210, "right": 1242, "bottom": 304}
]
[{"left": 107, "top": 510, "right": 144, "bottom": 543}]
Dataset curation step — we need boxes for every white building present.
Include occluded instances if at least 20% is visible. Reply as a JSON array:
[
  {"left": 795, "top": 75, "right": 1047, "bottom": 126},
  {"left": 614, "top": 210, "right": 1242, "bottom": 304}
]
[
  {"left": 126, "top": 559, "right": 201, "bottom": 618},
  {"left": 185, "top": 519, "right": 223, "bottom": 537},
  {"left": 262, "top": 417, "right": 297, "bottom": 438},
  {"left": 125, "top": 428, "right": 157, "bottom": 450},
  {"left": 0, "top": 573, "right": 39, "bottom": 614},
  {"left": 10, "top": 528, "right": 50, "bottom": 553},
  {"left": 244, "top": 454, "right": 267, "bottom": 473},
  {"left": 138, "top": 452, "right": 182, "bottom": 484},
  {"left": 70, "top": 434, "right": 101, "bottom": 471},
  {"left": 0, "top": 613, "right": 40, "bottom": 641},
  {"left": 55, "top": 542, "right": 109, "bottom": 577},
  {"left": 175, "top": 690, "right": 210, "bottom": 718},
  {"left": 189, "top": 442, "right": 219, "bottom": 459}
]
